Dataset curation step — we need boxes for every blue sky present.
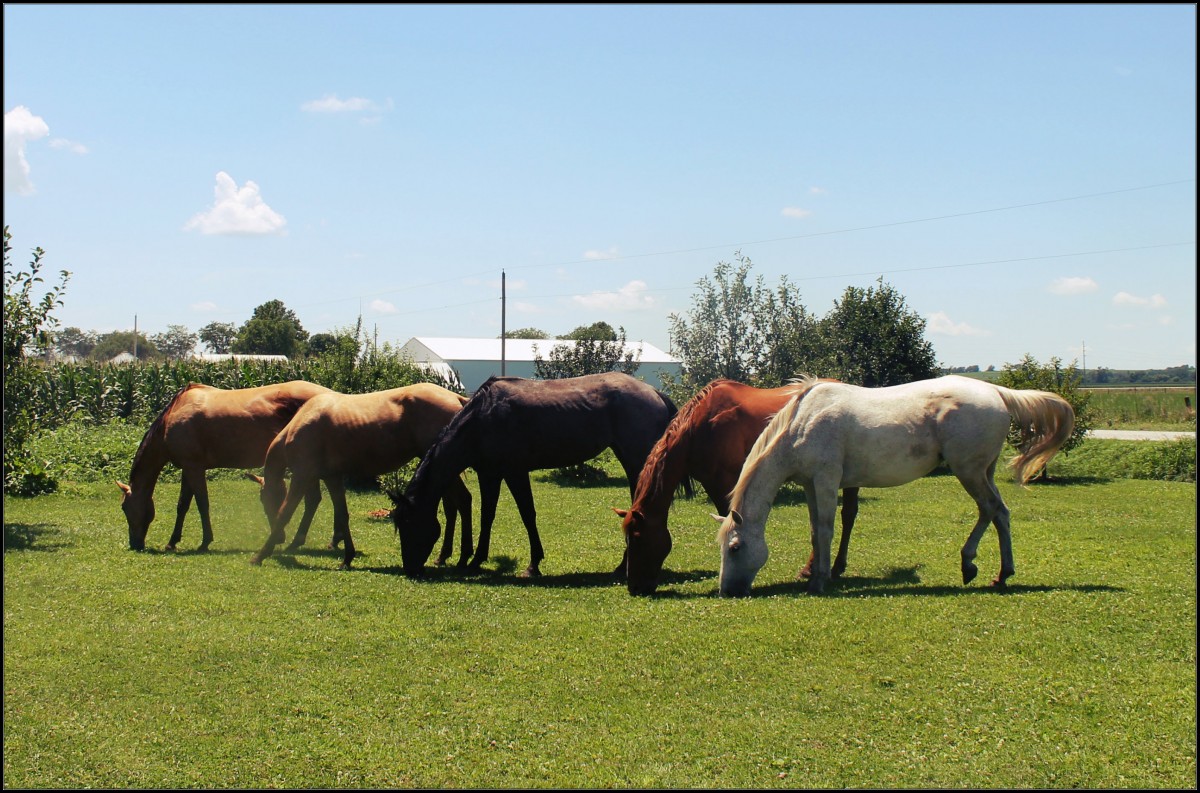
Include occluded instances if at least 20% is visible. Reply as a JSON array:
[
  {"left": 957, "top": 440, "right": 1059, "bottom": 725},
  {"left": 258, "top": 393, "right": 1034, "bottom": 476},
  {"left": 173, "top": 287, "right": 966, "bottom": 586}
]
[{"left": 4, "top": 4, "right": 1195, "bottom": 371}]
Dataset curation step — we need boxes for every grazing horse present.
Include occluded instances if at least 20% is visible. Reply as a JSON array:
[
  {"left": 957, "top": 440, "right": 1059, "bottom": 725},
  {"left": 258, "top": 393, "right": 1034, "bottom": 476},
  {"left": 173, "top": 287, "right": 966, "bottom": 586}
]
[
  {"left": 614, "top": 378, "right": 860, "bottom": 595},
  {"left": 117, "top": 381, "right": 333, "bottom": 552},
  {"left": 391, "top": 373, "right": 678, "bottom": 578},
  {"left": 717, "top": 375, "right": 1075, "bottom": 597},
  {"left": 249, "top": 382, "right": 473, "bottom": 570}
]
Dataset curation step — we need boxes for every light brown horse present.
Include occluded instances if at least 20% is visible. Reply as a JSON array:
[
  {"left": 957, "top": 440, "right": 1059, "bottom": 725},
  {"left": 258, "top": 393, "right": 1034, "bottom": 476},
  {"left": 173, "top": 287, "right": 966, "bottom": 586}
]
[
  {"left": 118, "top": 381, "right": 333, "bottom": 552},
  {"left": 614, "top": 379, "right": 859, "bottom": 595},
  {"left": 249, "top": 382, "right": 473, "bottom": 570}
]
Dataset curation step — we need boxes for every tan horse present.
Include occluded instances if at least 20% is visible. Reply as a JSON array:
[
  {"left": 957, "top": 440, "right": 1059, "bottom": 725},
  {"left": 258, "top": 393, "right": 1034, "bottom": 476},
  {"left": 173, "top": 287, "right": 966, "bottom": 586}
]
[
  {"left": 118, "top": 381, "right": 333, "bottom": 552},
  {"left": 249, "top": 382, "right": 473, "bottom": 570}
]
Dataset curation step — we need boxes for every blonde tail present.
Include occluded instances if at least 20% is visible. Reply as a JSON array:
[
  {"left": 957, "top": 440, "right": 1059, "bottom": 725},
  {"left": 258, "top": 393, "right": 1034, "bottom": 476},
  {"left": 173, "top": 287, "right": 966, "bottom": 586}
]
[{"left": 996, "top": 387, "right": 1076, "bottom": 484}]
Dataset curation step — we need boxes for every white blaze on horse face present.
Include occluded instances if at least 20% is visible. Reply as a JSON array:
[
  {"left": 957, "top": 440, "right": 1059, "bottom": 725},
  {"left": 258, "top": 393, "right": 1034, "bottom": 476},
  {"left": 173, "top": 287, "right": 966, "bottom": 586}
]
[{"left": 717, "top": 512, "right": 768, "bottom": 597}]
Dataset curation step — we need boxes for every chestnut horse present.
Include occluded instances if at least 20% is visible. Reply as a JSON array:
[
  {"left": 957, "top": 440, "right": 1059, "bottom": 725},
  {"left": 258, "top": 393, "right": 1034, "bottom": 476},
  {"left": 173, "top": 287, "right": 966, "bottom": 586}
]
[
  {"left": 391, "top": 373, "right": 679, "bottom": 579},
  {"left": 249, "top": 382, "right": 473, "bottom": 570},
  {"left": 614, "top": 379, "right": 860, "bottom": 595},
  {"left": 718, "top": 375, "right": 1075, "bottom": 596},
  {"left": 118, "top": 381, "right": 333, "bottom": 552}
]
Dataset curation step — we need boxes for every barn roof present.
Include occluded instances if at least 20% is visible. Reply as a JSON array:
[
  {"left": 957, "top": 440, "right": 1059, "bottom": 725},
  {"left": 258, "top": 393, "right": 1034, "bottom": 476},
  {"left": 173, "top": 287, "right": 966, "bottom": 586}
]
[{"left": 402, "top": 336, "right": 679, "bottom": 364}]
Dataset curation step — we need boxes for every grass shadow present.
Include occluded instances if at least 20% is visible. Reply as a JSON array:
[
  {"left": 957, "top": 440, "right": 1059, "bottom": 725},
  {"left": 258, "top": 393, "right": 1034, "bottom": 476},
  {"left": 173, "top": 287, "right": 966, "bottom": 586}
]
[
  {"left": 3, "top": 522, "right": 67, "bottom": 552},
  {"left": 748, "top": 565, "right": 1125, "bottom": 599}
]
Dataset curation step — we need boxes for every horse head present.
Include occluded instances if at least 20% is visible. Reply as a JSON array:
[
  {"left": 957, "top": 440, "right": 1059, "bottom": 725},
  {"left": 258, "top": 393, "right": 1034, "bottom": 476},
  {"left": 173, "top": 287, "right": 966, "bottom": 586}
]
[
  {"left": 117, "top": 480, "right": 153, "bottom": 551},
  {"left": 389, "top": 490, "right": 442, "bottom": 577},
  {"left": 613, "top": 507, "right": 672, "bottom": 596},
  {"left": 246, "top": 472, "right": 288, "bottom": 530},
  {"left": 716, "top": 510, "right": 768, "bottom": 597}
]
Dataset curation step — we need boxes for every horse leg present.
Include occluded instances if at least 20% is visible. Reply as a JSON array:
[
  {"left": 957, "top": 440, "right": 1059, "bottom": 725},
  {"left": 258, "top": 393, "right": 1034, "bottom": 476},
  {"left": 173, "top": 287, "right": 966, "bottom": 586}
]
[
  {"left": 468, "top": 474, "right": 502, "bottom": 572},
  {"left": 324, "top": 478, "right": 356, "bottom": 570},
  {"left": 505, "top": 472, "right": 544, "bottom": 578},
  {"left": 832, "top": 486, "right": 859, "bottom": 579},
  {"left": 797, "top": 486, "right": 857, "bottom": 580},
  {"left": 452, "top": 476, "right": 473, "bottom": 568},
  {"left": 436, "top": 489, "right": 457, "bottom": 566},
  {"left": 805, "top": 478, "right": 840, "bottom": 594},
  {"left": 167, "top": 480, "right": 194, "bottom": 551},
  {"left": 250, "top": 476, "right": 306, "bottom": 566},
  {"left": 954, "top": 460, "right": 1010, "bottom": 586},
  {"left": 284, "top": 482, "right": 323, "bottom": 552},
  {"left": 182, "top": 469, "right": 215, "bottom": 552}
]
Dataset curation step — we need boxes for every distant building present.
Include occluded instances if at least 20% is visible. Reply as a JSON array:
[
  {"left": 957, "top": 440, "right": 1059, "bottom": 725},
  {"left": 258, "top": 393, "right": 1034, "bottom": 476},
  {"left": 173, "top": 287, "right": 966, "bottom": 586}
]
[
  {"left": 399, "top": 336, "right": 682, "bottom": 393},
  {"left": 191, "top": 353, "right": 289, "bottom": 363}
]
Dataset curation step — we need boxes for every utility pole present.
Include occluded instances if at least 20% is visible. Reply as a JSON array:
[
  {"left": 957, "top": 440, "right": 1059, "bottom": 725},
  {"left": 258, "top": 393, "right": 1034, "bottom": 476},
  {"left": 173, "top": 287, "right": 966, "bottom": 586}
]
[
  {"left": 1082, "top": 340, "right": 1086, "bottom": 382},
  {"left": 501, "top": 269, "right": 506, "bottom": 376},
  {"left": 133, "top": 315, "right": 138, "bottom": 361}
]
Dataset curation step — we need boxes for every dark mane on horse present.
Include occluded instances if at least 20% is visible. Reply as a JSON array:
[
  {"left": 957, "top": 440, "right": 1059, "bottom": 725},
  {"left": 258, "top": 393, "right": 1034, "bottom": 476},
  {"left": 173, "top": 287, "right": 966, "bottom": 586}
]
[{"left": 128, "top": 383, "right": 204, "bottom": 478}]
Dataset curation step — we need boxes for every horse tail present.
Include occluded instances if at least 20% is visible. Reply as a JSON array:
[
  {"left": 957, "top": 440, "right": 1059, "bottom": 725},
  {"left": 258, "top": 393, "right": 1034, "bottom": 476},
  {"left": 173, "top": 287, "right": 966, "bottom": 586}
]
[{"left": 994, "top": 386, "right": 1076, "bottom": 484}]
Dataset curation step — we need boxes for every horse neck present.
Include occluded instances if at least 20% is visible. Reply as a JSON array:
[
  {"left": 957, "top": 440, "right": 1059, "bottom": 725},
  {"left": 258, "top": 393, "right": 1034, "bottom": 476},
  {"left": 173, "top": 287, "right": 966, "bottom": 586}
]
[
  {"left": 631, "top": 425, "right": 692, "bottom": 515},
  {"left": 408, "top": 423, "right": 474, "bottom": 512},
  {"left": 729, "top": 435, "right": 794, "bottom": 528},
  {"left": 128, "top": 424, "right": 171, "bottom": 496}
]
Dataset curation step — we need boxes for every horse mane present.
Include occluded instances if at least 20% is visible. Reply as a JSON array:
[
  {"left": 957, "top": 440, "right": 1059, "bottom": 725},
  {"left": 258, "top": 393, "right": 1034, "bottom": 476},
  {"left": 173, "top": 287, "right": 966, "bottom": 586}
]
[
  {"left": 727, "top": 375, "right": 827, "bottom": 508},
  {"left": 128, "top": 383, "right": 204, "bottom": 478}
]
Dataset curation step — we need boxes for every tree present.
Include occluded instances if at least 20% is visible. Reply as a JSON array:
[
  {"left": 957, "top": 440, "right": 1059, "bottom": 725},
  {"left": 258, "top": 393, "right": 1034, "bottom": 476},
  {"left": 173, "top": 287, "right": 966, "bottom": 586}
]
[
  {"left": 816, "top": 278, "right": 938, "bottom": 387},
  {"left": 151, "top": 324, "right": 199, "bottom": 360},
  {"left": 232, "top": 299, "right": 308, "bottom": 357},
  {"left": 93, "top": 331, "right": 159, "bottom": 361},
  {"left": 198, "top": 321, "right": 237, "bottom": 354},
  {"left": 503, "top": 327, "right": 550, "bottom": 339},
  {"left": 668, "top": 252, "right": 821, "bottom": 392},
  {"left": 4, "top": 226, "right": 70, "bottom": 495},
  {"left": 560, "top": 322, "right": 618, "bottom": 341},
  {"left": 533, "top": 325, "right": 641, "bottom": 380},
  {"left": 997, "top": 354, "right": 1092, "bottom": 458},
  {"left": 54, "top": 326, "right": 97, "bottom": 359}
]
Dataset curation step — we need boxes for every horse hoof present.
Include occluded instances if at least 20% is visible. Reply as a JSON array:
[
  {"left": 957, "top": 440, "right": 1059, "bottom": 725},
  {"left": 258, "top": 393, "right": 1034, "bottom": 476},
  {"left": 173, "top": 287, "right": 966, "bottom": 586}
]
[
  {"left": 197, "top": 544, "right": 210, "bottom": 553},
  {"left": 806, "top": 578, "right": 827, "bottom": 595},
  {"left": 164, "top": 544, "right": 177, "bottom": 552},
  {"left": 519, "top": 566, "right": 541, "bottom": 578},
  {"left": 796, "top": 566, "right": 812, "bottom": 580},
  {"left": 249, "top": 555, "right": 263, "bottom": 566},
  {"left": 962, "top": 563, "right": 978, "bottom": 585}
]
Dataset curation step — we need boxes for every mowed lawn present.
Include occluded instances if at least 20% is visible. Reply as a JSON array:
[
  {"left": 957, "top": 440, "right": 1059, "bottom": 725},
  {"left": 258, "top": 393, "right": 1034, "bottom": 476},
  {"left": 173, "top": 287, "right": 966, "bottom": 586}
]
[{"left": 3, "top": 471, "right": 1195, "bottom": 788}]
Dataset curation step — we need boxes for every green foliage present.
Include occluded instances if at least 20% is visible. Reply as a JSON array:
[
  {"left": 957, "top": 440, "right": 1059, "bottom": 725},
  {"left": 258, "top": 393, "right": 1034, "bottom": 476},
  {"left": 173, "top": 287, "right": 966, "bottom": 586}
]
[
  {"left": 91, "top": 330, "right": 159, "bottom": 361},
  {"left": 198, "top": 320, "right": 237, "bottom": 354},
  {"left": 4, "top": 226, "right": 70, "bottom": 495},
  {"left": 559, "top": 321, "right": 618, "bottom": 341},
  {"left": 997, "top": 354, "right": 1093, "bottom": 454},
  {"left": 533, "top": 326, "right": 641, "bottom": 380},
  {"left": 503, "top": 327, "right": 551, "bottom": 339},
  {"left": 667, "top": 257, "right": 937, "bottom": 394},
  {"left": 4, "top": 476, "right": 1196, "bottom": 788},
  {"left": 816, "top": 277, "right": 939, "bottom": 387},
  {"left": 150, "top": 324, "right": 199, "bottom": 360},
  {"left": 232, "top": 298, "right": 308, "bottom": 357},
  {"left": 1047, "top": 437, "right": 1196, "bottom": 483},
  {"left": 54, "top": 326, "right": 97, "bottom": 359}
]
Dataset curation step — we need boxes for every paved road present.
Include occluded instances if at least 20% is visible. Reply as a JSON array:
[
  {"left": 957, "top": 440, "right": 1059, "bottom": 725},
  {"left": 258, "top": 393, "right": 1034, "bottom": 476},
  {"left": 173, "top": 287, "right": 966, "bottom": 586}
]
[{"left": 1088, "top": 429, "right": 1195, "bottom": 441}]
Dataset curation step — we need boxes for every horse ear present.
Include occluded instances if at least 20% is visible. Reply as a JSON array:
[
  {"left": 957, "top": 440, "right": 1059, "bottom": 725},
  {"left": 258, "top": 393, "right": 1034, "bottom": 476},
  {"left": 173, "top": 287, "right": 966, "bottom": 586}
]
[
  {"left": 244, "top": 473, "right": 264, "bottom": 486},
  {"left": 612, "top": 508, "right": 628, "bottom": 519},
  {"left": 710, "top": 513, "right": 724, "bottom": 523},
  {"left": 730, "top": 510, "right": 743, "bottom": 526},
  {"left": 116, "top": 481, "right": 132, "bottom": 497}
]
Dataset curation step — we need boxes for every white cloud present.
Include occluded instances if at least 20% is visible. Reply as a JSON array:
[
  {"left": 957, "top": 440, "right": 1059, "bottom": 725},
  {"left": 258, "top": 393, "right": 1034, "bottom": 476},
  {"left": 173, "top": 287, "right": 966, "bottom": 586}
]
[
  {"left": 301, "top": 95, "right": 382, "bottom": 113},
  {"left": 926, "top": 311, "right": 990, "bottom": 337},
  {"left": 572, "top": 280, "right": 657, "bottom": 312},
  {"left": 191, "top": 301, "right": 218, "bottom": 312},
  {"left": 369, "top": 299, "right": 397, "bottom": 314},
  {"left": 781, "top": 207, "right": 812, "bottom": 219},
  {"left": 49, "top": 138, "right": 88, "bottom": 155},
  {"left": 4, "top": 106, "right": 50, "bottom": 194},
  {"left": 583, "top": 247, "right": 621, "bottom": 261},
  {"left": 1112, "top": 291, "right": 1168, "bottom": 309},
  {"left": 809, "top": 186, "right": 826, "bottom": 195},
  {"left": 1048, "top": 276, "right": 1098, "bottom": 295},
  {"left": 183, "top": 172, "right": 287, "bottom": 236}
]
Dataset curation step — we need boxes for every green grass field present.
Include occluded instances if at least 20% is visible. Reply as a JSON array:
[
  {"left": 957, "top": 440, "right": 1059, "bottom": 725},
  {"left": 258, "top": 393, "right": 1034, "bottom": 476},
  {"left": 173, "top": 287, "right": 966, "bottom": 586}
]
[{"left": 4, "top": 467, "right": 1195, "bottom": 788}]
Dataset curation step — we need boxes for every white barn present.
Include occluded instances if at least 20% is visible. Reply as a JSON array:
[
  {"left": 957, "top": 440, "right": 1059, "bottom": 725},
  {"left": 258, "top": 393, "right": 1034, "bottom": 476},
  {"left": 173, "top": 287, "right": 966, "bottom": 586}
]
[{"left": 400, "top": 336, "right": 682, "bottom": 393}]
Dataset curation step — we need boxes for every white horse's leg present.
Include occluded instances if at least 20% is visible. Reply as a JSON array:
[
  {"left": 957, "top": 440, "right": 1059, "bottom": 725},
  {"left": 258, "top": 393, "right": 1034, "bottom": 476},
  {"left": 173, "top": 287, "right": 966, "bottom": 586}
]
[
  {"left": 806, "top": 476, "right": 840, "bottom": 594},
  {"left": 954, "top": 459, "right": 1010, "bottom": 586}
]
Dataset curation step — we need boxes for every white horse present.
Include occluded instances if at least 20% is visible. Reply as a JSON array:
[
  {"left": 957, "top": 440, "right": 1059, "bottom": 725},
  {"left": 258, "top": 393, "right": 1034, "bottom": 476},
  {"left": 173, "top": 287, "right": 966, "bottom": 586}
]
[{"left": 716, "top": 375, "right": 1075, "bottom": 597}]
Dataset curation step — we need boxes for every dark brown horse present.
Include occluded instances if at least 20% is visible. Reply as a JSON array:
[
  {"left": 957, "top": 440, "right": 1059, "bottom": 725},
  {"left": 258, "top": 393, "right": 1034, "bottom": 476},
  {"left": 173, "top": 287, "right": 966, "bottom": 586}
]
[
  {"left": 249, "top": 382, "right": 473, "bottom": 570},
  {"left": 118, "top": 381, "right": 333, "bottom": 552},
  {"left": 614, "top": 379, "right": 860, "bottom": 595},
  {"left": 391, "top": 373, "right": 679, "bottom": 578}
]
